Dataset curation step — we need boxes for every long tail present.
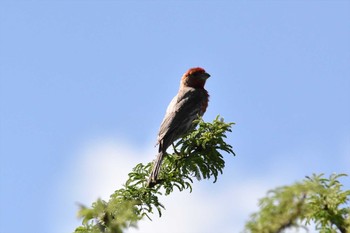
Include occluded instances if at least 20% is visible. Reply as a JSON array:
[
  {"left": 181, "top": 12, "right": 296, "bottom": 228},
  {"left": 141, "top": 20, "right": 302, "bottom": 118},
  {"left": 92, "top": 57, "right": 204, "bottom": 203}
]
[{"left": 147, "top": 151, "right": 165, "bottom": 188}]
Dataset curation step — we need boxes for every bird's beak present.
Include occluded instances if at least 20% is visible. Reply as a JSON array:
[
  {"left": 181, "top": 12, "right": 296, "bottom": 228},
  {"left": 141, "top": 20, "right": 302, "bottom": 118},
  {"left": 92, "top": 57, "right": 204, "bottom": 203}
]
[{"left": 203, "top": 72, "right": 210, "bottom": 79}]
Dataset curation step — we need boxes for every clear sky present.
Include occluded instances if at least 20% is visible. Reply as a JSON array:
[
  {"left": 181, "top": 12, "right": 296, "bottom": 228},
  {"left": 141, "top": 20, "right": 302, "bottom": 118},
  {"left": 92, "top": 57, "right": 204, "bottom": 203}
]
[{"left": 0, "top": 1, "right": 349, "bottom": 233}]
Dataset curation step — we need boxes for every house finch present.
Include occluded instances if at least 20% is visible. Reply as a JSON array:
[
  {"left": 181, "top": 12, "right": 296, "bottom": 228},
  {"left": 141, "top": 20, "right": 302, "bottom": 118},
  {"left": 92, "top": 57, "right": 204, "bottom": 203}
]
[{"left": 147, "top": 67, "right": 210, "bottom": 187}]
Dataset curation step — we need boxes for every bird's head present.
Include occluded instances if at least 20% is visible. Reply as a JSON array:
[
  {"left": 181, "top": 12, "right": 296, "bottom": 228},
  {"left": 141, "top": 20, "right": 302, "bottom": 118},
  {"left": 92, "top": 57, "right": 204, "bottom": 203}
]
[{"left": 181, "top": 67, "right": 210, "bottom": 88}]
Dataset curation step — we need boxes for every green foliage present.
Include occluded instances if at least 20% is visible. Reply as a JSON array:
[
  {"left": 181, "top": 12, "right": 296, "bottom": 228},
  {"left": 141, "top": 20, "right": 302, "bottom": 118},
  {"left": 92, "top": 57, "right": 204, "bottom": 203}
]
[
  {"left": 156, "top": 116, "right": 235, "bottom": 194},
  {"left": 244, "top": 173, "right": 350, "bottom": 233},
  {"left": 74, "top": 114, "right": 350, "bottom": 233},
  {"left": 74, "top": 116, "right": 235, "bottom": 233}
]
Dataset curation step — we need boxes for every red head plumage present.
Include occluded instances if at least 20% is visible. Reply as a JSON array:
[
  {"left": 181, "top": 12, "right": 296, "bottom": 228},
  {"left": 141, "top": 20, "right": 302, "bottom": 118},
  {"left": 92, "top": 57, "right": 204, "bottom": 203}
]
[
  {"left": 181, "top": 67, "right": 210, "bottom": 88},
  {"left": 185, "top": 67, "right": 206, "bottom": 76}
]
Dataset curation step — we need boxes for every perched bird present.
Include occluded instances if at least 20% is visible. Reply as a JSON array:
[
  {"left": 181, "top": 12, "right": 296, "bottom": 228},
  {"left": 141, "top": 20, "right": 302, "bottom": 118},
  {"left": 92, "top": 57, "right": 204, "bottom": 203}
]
[{"left": 147, "top": 67, "right": 210, "bottom": 187}]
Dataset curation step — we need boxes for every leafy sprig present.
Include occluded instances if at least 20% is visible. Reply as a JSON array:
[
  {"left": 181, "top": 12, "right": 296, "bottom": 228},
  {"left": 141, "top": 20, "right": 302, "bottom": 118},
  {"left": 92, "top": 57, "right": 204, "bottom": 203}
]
[
  {"left": 244, "top": 173, "right": 350, "bottom": 233},
  {"left": 74, "top": 116, "right": 235, "bottom": 233}
]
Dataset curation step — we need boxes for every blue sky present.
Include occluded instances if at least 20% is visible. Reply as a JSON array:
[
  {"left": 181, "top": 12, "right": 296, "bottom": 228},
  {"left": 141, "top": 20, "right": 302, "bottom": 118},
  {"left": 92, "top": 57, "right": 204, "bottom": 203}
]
[{"left": 0, "top": 1, "right": 349, "bottom": 233}]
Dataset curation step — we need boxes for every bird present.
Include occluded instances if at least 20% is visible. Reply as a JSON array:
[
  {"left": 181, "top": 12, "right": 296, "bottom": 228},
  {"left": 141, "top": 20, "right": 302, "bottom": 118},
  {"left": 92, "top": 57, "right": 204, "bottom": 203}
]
[{"left": 147, "top": 67, "right": 210, "bottom": 187}]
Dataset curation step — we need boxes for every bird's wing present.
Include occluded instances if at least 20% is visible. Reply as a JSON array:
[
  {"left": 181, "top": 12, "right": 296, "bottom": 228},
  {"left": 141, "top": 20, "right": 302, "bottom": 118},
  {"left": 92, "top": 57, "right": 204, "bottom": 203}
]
[{"left": 157, "top": 87, "right": 207, "bottom": 151}]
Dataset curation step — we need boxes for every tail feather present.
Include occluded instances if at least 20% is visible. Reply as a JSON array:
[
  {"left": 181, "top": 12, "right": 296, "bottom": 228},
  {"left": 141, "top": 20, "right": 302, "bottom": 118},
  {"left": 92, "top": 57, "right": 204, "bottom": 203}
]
[{"left": 147, "top": 151, "right": 164, "bottom": 187}]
